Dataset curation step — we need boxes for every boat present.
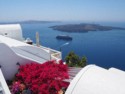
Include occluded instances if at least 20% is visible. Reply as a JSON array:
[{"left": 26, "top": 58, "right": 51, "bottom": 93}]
[{"left": 56, "top": 35, "right": 72, "bottom": 40}]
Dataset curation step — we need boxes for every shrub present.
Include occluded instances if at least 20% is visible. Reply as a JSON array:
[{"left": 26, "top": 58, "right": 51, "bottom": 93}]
[
  {"left": 13, "top": 60, "right": 69, "bottom": 94},
  {"left": 65, "top": 51, "right": 87, "bottom": 67}
]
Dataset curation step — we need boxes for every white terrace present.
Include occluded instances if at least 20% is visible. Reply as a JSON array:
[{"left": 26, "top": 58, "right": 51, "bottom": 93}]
[{"left": 0, "top": 24, "right": 61, "bottom": 80}]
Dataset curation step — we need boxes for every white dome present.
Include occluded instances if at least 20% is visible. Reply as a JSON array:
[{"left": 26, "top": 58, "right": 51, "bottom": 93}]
[{"left": 66, "top": 65, "right": 125, "bottom": 94}]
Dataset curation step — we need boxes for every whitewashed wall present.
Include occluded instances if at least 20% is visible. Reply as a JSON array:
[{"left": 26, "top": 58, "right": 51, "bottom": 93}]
[
  {"left": 0, "top": 43, "right": 36, "bottom": 80},
  {"left": 0, "top": 24, "right": 23, "bottom": 41},
  {"left": 0, "top": 69, "right": 11, "bottom": 94},
  {"left": 65, "top": 65, "right": 125, "bottom": 94}
]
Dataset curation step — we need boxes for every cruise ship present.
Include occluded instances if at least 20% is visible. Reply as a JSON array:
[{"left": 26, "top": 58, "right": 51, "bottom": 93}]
[
  {"left": 0, "top": 24, "right": 125, "bottom": 94},
  {"left": 56, "top": 35, "right": 72, "bottom": 40}
]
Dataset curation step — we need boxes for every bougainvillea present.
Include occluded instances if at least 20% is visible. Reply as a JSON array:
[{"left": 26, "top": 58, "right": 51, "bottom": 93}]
[
  {"left": 10, "top": 81, "right": 26, "bottom": 94},
  {"left": 15, "top": 60, "right": 69, "bottom": 94}
]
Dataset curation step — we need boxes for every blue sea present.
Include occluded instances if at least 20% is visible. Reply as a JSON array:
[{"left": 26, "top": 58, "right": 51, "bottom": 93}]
[{"left": 21, "top": 22, "right": 125, "bottom": 70}]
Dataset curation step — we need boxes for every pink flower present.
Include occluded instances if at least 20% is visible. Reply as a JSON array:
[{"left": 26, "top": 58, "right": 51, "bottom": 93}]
[{"left": 15, "top": 60, "right": 70, "bottom": 93}]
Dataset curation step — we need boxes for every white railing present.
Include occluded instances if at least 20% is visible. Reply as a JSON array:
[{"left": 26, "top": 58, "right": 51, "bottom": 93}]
[{"left": 38, "top": 45, "right": 62, "bottom": 61}]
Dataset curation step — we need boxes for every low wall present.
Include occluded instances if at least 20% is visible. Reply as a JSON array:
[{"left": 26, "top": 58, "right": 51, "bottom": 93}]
[{"left": 0, "top": 43, "right": 35, "bottom": 80}]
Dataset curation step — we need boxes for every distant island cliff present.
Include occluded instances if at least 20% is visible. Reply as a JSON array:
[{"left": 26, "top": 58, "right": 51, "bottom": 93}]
[
  {"left": 50, "top": 23, "right": 125, "bottom": 32},
  {"left": 0, "top": 20, "right": 60, "bottom": 24}
]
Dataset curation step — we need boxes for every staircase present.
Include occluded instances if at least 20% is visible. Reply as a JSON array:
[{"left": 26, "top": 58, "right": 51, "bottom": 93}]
[{"left": 64, "top": 67, "right": 82, "bottom": 82}]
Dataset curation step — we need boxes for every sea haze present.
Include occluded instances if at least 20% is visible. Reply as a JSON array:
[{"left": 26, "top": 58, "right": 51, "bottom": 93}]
[{"left": 21, "top": 22, "right": 125, "bottom": 70}]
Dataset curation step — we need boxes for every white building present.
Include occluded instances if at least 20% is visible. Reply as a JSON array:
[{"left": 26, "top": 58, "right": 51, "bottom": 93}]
[{"left": 0, "top": 24, "right": 61, "bottom": 94}]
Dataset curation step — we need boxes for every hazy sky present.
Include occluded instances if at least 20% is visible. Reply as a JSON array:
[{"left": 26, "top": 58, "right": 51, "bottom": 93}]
[{"left": 0, "top": 0, "right": 125, "bottom": 22}]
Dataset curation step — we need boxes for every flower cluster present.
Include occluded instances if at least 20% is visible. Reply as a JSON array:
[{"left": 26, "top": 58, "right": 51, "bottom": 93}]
[
  {"left": 12, "top": 60, "right": 69, "bottom": 94},
  {"left": 9, "top": 81, "right": 26, "bottom": 94}
]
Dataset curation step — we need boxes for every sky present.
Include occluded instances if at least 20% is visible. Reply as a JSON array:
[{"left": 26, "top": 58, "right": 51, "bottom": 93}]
[{"left": 0, "top": 0, "right": 125, "bottom": 22}]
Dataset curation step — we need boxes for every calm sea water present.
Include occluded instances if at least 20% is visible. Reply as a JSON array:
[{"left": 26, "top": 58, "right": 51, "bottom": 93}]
[{"left": 21, "top": 22, "right": 125, "bottom": 70}]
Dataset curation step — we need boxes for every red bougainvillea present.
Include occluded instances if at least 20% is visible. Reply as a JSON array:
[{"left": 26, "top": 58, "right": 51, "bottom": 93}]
[{"left": 15, "top": 60, "right": 69, "bottom": 94}]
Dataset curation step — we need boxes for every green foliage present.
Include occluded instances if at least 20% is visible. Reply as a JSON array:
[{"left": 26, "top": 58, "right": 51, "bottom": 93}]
[{"left": 65, "top": 51, "right": 87, "bottom": 67}]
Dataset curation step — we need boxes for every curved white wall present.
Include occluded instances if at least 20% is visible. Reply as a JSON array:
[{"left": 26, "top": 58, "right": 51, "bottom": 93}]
[
  {"left": 66, "top": 65, "right": 125, "bottom": 94},
  {"left": 0, "top": 24, "right": 23, "bottom": 41}
]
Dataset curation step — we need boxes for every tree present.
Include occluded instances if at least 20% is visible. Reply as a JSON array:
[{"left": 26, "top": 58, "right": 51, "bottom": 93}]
[
  {"left": 79, "top": 56, "right": 87, "bottom": 67},
  {"left": 65, "top": 51, "right": 87, "bottom": 67}
]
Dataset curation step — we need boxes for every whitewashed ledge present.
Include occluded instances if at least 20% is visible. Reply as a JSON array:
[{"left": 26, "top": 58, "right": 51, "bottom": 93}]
[{"left": 0, "top": 69, "right": 11, "bottom": 94}]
